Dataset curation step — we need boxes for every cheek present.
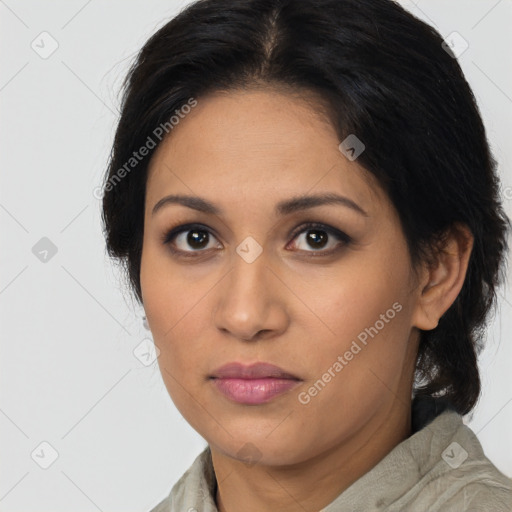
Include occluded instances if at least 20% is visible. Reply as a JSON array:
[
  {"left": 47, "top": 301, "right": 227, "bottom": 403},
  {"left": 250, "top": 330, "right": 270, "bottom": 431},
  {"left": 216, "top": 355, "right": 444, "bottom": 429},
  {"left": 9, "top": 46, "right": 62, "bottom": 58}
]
[
  {"left": 296, "top": 269, "right": 414, "bottom": 435},
  {"left": 141, "top": 241, "right": 192, "bottom": 334},
  {"left": 324, "top": 260, "right": 405, "bottom": 328},
  {"left": 145, "top": 284, "right": 208, "bottom": 363},
  {"left": 307, "top": 248, "right": 414, "bottom": 374},
  {"left": 148, "top": 293, "right": 211, "bottom": 423},
  {"left": 140, "top": 248, "right": 188, "bottom": 369},
  {"left": 141, "top": 255, "right": 213, "bottom": 377}
]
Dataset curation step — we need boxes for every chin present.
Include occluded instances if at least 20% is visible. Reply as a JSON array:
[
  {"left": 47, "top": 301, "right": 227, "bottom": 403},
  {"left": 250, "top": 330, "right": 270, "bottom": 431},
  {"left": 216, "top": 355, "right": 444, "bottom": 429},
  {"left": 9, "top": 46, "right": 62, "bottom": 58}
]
[{"left": 208, "top": 429, "right": 310, "bottom": 467}]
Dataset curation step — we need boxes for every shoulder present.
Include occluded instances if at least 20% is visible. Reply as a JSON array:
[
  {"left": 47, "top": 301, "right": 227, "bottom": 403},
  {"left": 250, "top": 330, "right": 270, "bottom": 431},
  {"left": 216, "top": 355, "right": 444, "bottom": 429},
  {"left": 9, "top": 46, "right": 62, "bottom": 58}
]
[
  {"left": 427, "top": 470, "right": 512, "bottom": 511},
  {"left": 458, "top": 477, "right": 512, "bottom": 511},
  {"left": 388, "top": 407, "right": 512, "bottom": 511},
  {"left": 415, "top": 410, "right": 511, "bottom": 510}
]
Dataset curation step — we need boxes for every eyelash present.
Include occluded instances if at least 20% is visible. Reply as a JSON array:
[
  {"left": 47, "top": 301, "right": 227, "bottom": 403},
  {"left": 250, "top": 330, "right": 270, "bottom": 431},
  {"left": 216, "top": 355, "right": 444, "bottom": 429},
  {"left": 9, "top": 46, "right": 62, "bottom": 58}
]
[{"left": 160, "top": 222, "right": 352, "bottom": 259}]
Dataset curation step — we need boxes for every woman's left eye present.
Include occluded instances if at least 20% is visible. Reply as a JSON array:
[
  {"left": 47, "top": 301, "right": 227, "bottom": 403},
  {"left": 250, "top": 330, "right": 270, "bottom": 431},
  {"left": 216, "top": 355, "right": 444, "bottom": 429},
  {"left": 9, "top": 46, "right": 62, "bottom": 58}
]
[
  {"left": 288, "top": 223, "right": 351, "bottom": 254},
  {"left": 161, "top": 222, "right": 351, "bottom": 257}
]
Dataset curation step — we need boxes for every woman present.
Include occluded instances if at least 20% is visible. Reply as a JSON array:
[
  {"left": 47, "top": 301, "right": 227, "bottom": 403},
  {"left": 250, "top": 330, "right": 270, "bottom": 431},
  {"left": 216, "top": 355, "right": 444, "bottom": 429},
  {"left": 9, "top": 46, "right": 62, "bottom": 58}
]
[{"left": 100, "top": 0, "right": 512, "bottom": 510}]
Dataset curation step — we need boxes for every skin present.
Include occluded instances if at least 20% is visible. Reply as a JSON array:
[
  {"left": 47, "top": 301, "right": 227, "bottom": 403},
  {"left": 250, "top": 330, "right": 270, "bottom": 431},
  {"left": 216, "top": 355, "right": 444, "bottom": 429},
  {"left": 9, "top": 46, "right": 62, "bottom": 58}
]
[{"left": 140, "top": 88, "right": 474, "bottom": 512}]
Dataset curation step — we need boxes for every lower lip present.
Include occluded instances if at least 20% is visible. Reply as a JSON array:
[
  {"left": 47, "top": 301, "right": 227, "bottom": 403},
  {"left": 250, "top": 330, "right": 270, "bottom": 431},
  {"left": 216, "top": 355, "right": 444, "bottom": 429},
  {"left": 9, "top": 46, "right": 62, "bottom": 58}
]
[{"left": 211, "top": 377, "right": 301, "bottom": 404}]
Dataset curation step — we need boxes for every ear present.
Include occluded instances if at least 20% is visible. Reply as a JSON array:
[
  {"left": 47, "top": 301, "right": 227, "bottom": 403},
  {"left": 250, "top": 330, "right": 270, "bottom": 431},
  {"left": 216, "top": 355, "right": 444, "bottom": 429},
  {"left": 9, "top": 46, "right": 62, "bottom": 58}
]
[{"left": 411, "top": 223, "right": 474, "bottom": 331}]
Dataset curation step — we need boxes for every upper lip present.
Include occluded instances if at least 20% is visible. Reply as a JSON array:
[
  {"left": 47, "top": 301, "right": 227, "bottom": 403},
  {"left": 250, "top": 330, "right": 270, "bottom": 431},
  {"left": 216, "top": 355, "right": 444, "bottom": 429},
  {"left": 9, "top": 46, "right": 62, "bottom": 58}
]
[{"left": 210, "top": 362, "right": 301, "bottom": 380}]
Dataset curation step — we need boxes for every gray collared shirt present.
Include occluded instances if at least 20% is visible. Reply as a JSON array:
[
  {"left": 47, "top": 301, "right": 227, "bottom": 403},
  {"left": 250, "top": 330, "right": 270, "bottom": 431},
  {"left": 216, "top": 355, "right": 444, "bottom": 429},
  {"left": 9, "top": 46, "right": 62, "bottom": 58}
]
[{"left": 149, "top": 404, "right": 512, "bottom": 511}]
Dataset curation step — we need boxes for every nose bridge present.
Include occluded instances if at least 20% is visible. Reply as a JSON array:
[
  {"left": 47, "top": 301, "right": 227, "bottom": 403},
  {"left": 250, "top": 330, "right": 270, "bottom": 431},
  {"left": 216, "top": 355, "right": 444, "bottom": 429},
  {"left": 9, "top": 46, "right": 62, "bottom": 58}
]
[
  {"left": 213, "top": 238, "right": 286, "bottom": 340},
  {"left": 232, "top": 238, "right": 268, "bottom": 295}
]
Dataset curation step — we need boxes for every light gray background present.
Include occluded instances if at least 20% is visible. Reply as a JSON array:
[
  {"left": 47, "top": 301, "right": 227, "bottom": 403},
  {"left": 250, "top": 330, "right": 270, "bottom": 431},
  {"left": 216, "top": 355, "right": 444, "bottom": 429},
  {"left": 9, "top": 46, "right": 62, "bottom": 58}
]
[{"left": 1, "top": 1, "right": 511, "bottom": 511}]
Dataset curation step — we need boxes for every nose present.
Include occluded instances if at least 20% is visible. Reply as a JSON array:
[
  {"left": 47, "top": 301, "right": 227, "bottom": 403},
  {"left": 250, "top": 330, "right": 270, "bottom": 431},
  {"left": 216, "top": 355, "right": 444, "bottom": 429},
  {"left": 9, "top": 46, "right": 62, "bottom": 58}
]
[{"left": 212, "top": 248, "right": 289, "bottom": 342}]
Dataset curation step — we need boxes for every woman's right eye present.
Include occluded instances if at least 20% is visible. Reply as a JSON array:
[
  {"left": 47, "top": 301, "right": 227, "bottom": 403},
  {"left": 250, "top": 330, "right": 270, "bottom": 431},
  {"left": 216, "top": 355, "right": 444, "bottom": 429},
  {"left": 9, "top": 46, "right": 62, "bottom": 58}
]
[{"left": 161, "top": 224, "right": 221, "bottom": 257}]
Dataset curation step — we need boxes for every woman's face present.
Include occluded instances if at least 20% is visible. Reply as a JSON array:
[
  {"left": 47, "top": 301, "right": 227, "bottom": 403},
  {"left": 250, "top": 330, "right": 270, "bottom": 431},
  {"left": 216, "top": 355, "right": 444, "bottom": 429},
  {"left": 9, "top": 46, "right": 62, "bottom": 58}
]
[{"left": 140, "top": 88, "right": 425, "bottom": 466}]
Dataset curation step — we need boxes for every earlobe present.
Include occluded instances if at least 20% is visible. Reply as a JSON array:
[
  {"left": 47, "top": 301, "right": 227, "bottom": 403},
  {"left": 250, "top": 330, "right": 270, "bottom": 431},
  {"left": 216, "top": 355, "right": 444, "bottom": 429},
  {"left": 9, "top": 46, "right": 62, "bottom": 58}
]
[{"left": 411, "top": 223, "right": 474, "bottom": 331}]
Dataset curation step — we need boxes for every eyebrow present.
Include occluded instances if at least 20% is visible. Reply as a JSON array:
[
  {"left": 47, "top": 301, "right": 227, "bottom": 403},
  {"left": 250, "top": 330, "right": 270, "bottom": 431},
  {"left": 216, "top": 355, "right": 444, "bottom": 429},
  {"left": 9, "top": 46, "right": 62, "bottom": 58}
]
[{"left": 151, "top": 192, "right": 368, "bottom": 217}]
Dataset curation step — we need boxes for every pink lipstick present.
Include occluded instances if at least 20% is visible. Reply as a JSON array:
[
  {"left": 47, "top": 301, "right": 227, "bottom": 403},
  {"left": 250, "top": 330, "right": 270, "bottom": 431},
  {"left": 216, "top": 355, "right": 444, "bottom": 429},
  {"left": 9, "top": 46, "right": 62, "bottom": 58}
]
[{"left": 210, "top": 362, "right": 302, "bottom": 405}]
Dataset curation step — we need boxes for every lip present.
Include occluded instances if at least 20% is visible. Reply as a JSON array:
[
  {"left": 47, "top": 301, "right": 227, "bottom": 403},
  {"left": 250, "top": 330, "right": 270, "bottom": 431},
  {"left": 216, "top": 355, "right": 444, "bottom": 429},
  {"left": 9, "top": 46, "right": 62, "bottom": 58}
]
[
  {"left": 210, "top": 362, "right": 300, "bottom": 380},
  {"left": 210, "top": 362, "right": 302, "bottom": 405}
]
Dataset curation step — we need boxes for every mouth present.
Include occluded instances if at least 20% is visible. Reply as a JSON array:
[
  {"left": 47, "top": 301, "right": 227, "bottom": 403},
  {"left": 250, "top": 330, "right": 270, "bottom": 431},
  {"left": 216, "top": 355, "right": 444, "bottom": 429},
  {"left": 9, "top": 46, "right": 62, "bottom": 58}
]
[
  {"left": 209, "top": 362, "right": 302, "bottom": 405},
  {"left": 210, "top": 361, "right": 301, "bottom": 380}
]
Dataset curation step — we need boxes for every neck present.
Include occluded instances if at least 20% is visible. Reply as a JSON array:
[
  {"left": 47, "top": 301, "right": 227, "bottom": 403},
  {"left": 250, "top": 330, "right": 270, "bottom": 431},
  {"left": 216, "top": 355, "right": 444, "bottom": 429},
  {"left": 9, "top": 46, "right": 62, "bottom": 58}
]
[{"left": 212, "top": 398, "right": 412, "bottom": 512}]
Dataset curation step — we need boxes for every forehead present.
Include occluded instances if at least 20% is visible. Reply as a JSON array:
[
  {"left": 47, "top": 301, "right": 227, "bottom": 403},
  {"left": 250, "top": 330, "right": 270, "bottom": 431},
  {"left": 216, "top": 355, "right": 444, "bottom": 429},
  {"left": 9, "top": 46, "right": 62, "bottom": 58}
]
[{"left": 145, "top": 89, "right": 384, "bottom": 214}]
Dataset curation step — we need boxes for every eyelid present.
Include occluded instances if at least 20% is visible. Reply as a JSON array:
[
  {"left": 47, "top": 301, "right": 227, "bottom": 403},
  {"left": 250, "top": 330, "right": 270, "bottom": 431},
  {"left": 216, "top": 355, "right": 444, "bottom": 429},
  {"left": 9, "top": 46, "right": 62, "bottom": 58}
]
[
  {"left": 160, "top": 222, "right": 220, "bottom": 248},
  {"left": 161, "top": 221, "right": 352, "bottom": 258},
  {"left": 288, "top": 222, "right": 351, "bottom": 245}
]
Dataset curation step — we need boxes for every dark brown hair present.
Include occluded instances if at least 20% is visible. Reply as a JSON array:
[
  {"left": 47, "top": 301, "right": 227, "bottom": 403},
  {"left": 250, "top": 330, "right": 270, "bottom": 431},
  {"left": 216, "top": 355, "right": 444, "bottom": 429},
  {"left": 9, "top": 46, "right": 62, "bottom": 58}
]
[{"left": 101, "top": 0, "right": 510, "bottom": 415}]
